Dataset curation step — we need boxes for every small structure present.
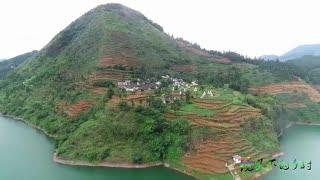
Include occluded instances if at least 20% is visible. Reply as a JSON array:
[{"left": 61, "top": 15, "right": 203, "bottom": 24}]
[
  {"left": 200, "top": 90, "right": 214, "bottom": 98},
  {"left": 161, "top": 75, "right": 170, "bottom": 79},
  {"left": 200, "top": 91, "right": 206, "bottom": 99},
  {"left": 161, "top": 95, "right": 176, "bottom": 104},
  {"left": 191, "top": 81, "right": 198, "bottom": 86},
  {"left": 233, "top": 155, "right": 242, "bottom": 164}
]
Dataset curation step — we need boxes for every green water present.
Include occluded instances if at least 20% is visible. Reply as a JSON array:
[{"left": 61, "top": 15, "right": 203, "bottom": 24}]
[
  {"left": 0, "top": 116, "right": 193, "bottom": 180},
  {"left": 264, "top": 125, "right": 320, "bottom": 180}
]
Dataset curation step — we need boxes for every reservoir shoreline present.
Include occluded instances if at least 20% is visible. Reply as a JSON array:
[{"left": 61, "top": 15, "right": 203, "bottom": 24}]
[
  {"left": 0, "top": 113, "right": 57, "bottom": 138},
  {"left": 0, "top": 113, "right": 164, "bottom": 169},
  {"left": 53, "top": 153, "right": 163, "bottom": 169},
  {"left": 0, "top": 113, "right": 194, "bottom": 178},
  {"left": 0, "top": 114, "right": 193, "bottom": 180},
  {"left": 5, "top": 112, "right": 318, "bottom": 179},
  {"left": 261, "top": 122, "right": 320, "bottom": 180},
  {"left": 277, "top": 121, "right": 320, "bottom": 138}
]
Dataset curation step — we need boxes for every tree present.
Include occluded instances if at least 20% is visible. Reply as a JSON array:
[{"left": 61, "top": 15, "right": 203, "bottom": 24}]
[
  {"left": 171, "top": 99, "right": 182, "bottom": 111},
  {"left": 185, "top": 90, "right": 192, "bottom": 103},
  {"left": 106, "top": 88, "right": 114, "bottom": 99},
  {"left": 119, "top": 102, "right": 130, "bottom": 111}
]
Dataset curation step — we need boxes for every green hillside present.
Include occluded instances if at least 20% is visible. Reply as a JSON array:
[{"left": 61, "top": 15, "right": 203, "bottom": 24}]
[
  {"left": 287, "top": 55, "right": 320, "bottom": 84},
  {"left": 0, "top": 3, "right": 315, "bottom": 179}
]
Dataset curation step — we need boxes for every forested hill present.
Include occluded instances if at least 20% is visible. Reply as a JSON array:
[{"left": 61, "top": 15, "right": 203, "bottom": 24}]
[
  {"left": 287, "top": 56, "right": 320, "bottom": 84},
  {"left": 0, "top": 50, "right": 38, "bottom": 79},
  {"left": 0, "top": 3, "right": 316, "bottom": 180}
]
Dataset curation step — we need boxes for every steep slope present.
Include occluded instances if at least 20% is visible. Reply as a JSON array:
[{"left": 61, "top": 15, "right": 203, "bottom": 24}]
[{"left": 0, "top": 50, "right": 38, "bottom": 79}]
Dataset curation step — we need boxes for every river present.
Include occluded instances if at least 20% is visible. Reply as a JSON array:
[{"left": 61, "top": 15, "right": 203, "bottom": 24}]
[
  {"left": 264, "top": 125, "right": 320, "bottom": 180},
  {"left": 0, "top": 116, "right": 193, "bottom": 180}
]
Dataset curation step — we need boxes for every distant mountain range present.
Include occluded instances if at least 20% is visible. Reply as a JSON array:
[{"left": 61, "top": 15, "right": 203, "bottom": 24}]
[
  {"left": 260, "top": 44, "right": 320, "bottom": 61},
  {"left": 0, "top": 50, "right": 38, "bottom": 79}
]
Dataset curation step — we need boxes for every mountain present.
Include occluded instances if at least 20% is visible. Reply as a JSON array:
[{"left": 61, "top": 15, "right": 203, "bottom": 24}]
[
  {"left": 259, "top": 44, "right": 320, "bottom": 62},
  {"left": 0, "top": 50, "right": 38, "bottom": 79},
  {"left": 280, "top": 44, "right": 320, "bottom": 61},
  {"left": 259, "top": 54, "right": 279, "bottom": 61},
  {"left": 287, "top": 55, "right": 320, "bottom": 84},
  {"left": 0, "top": 3, "right": 317, "bottom": 179}
]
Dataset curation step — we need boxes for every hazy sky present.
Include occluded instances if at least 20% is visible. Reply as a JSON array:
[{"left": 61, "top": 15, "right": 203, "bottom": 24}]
[{"left": 0, "top": 0, "right": 319, "bottom": 59}]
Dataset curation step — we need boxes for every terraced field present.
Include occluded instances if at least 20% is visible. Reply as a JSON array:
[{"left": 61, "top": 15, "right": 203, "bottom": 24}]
[
  {"left": 99, "top": 57, "right": 139, "bottom": 68},
  {"left": 56, "top": 100, "right": 92, "bottom": 119},
  {"left": 87, "top": 55, "right": 139, "bottom": 95},
  {"left": 105, "top": 91, "right": 152, "bottom": 109},
  {"left": 250, "top": 81, "right": 320, "bottom": 103},
  {"left": 176, "top": 39, "right": 232, "bottom": 65},
  {"left": 166, "top": 97, "right": 263, "bottom": 175}
]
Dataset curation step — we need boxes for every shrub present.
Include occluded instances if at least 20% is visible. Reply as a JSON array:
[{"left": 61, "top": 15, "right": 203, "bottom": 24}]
[
  {"left": 97, "top": 149, "right": 110, "bottom": 161},
  {"left": 119, "top": 101, "right": 130, "bottom": 111},
  {"left": 132, "top": 153, "right": 143, "bottom": 164},
  {"left": 93, "top": 80, "right": 115, "bottom": 88}
]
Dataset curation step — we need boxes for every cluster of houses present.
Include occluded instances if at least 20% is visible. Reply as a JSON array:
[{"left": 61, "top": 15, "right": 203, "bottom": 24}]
[
  {"left": 117, "top": 75, "right": 214, "bottom": 100},
  {"left": 117, "top": 75, "right": 199, "bottom": 93},
  {"left": 117, "top": 80, "right": 160, "bottom": 92},
  {"left": 161, "top": 75, "right": 199, "bottom": 94}
]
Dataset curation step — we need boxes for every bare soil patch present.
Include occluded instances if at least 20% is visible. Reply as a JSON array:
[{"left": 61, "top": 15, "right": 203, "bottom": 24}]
[{"left": 250, "top": 81, "right": 320, "bottom": 103}]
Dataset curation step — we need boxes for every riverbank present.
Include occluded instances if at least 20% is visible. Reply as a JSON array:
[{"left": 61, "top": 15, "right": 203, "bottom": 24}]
[
  {"left": 6, "top": 113, "right": 313, "bottom": 179},
  {"left": 0, "top": 113, "right": 57, "bottom": 138},
  {"left": 0, "top": 113, "right": 192, "bottom": 173},
  {"left": 261, "top": 122, "right": 320, "bottom": 180},
  {"left": 278, "top": 121, "right": 320, "bottom": 138},
  {"left": 251, "top": 152, "right": 285, "bottom": 180},
  {"left": 0, "top": 113, "right": 168, "bottom": 169},
  {"left": 53, "top": 153, "right": 163, "bottom": 168}
]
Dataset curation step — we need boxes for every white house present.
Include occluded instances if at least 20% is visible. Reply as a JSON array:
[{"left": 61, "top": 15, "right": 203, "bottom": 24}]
[
  {"left": 191, "top": 81, "right": 198, "bottom": 86},
  {"left": 233, "top": 155, "right": 242, "bottom": 164}
]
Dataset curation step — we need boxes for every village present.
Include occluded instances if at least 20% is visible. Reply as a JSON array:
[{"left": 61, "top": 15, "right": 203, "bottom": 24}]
[{"left": 116, "top": 75, "right": 216, "bottom": 103}]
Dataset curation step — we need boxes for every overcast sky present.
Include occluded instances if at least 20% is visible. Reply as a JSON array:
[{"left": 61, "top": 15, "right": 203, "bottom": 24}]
[{"left": 0, "top": 0, "right": 319, "bottom": 59}]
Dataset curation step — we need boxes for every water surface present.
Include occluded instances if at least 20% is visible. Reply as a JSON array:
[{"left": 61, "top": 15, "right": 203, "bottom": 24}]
[
  {"left": 0, "top": 116, "right": 193, "bottom": 180},
  {"left": 264, "top": 125, "right": 320, "bottom": 180}
]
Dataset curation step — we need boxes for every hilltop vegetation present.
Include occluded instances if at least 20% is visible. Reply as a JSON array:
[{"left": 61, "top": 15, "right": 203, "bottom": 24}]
[{"left": 0, "top": 3, "right": 317, "bottom": 180}]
